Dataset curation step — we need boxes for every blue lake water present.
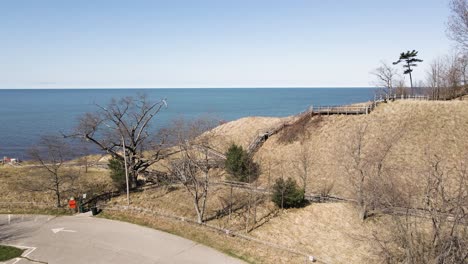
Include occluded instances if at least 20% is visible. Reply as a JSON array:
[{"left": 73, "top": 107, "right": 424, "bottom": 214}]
[{"left": 0, "top": 88, "right": 374, "bottom": 158}]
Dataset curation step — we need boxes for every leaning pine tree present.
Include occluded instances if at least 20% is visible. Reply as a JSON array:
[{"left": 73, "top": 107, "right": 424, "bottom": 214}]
[{"left": 393, "top": 50, "right": 423, "bottom": 89}]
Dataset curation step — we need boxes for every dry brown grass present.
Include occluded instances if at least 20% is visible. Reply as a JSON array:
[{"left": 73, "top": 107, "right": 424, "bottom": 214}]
[
  {"left": 147, "top": 99, "right": 467, "bottom": 263},
  {"left": 206, "top": 116, "right": 291, "bottom": 152},
  {"left": 0, "top": 165, "right": 114, "bottom": 206},
  {"left": 112, "top": 184, "right": 276, "bottom": 232},
  {"left": 109, "top": 186, "right": 380, "bottom": 263},
  {"left": 0, "top": 166, "right": 52, "bottom": 204},
  {"left": 277, "top": 113, "right": 321, "bottom": 144},
  {"left": 130, "top": 100, "right": 468, "bottom": 263},
  {"left": 254, "top": 100, "right": 468, "bottom": 197},
  {"left": 250, "top": 203, "right": 380, "bottom": 264}
]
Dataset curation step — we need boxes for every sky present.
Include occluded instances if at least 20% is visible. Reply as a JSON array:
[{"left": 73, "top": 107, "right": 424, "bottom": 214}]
[{"left": 0, "top": 0, "right": 454, "bottom": 88}]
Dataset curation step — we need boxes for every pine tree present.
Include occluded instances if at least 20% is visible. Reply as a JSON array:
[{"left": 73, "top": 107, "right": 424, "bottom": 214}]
[
  {"left": 225, "top": 144, "right": 259, "bottom": 182},
  {"left": 271, "top": 177, "right": 305, "bottom": 209},
  {"left": 108, "top": 158, "right": 126, "bottom": 191},
  {"left": 393, "top": 50, "right": 423, "bottom": 89}
]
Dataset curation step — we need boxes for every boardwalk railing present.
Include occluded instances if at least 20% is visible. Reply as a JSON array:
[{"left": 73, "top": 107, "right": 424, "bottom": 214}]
[
  {"left": 311, "top": 105, "right": 371, "bottom": 115},
  {"left": 311, "top": 94, "right": 431, "bottom": 116},
  {"left": 247, "top": 123, "right": 289, "bottom": 154},
  {"left": 192, "top": 145, "right": 226, "bottom": 160},
  {"left": 374, "top": 94, "right": 430, "bottom": 102}
]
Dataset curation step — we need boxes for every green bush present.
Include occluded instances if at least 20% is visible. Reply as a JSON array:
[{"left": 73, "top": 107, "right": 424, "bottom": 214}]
[
  {"left": 225, "top": 144, "right": 259, "bottom": 182},
  {"left": 272, "top": 177, "right": 305, "bottom": 209},
  {"left": 108, "top": 158, "right": 126, "bottom": 191}
]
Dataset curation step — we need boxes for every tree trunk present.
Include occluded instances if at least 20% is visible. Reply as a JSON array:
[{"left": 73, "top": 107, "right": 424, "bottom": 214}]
[
  {"left": 359, "top": 204, "right": 368, "bottom": 221},
  {"left": 229, "top": 186, "right": 233, "bottom": 221},
  {"left": 56, "top": 190, "right": 61, "bottom": 208},
  {"left": 200, "top": 182, "right": 208, "bottom": 223},
  {"left": 409, "top": 73, "right": 413, "bottom": 89},
  {"left": 195, "top": 202, "right": 203, "bottom": 224},
  {"left": 54, "top": 174, "right": 61, "bottom": 208},
  {"left": 129, "top": 170, "right": 138, "bottom": 188}
]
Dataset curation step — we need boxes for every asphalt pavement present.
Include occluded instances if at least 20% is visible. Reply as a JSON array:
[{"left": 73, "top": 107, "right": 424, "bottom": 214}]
[{"left": 0, "top": 213, "right": 244, "bottom": 264}]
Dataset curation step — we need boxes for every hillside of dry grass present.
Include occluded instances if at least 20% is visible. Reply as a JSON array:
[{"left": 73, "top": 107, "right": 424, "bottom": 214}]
[
  {"left": 195, "top": 100, "right": 468, "bottom": 262},
  {"left": 253, "top": 100, "right": 468, "bottom": 196},
  {"left": 107, "top": 100, "right": 468, "bottom": 263}
]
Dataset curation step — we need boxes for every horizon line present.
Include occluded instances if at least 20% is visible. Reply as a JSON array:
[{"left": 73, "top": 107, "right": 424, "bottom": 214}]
[{"left": 0, "top": 86, "right": 376, "bottom": 90}]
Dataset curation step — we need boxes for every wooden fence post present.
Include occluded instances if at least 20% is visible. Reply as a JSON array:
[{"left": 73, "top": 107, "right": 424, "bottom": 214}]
[{"left": 229, "top": 185, "right": 233, "bottom": 221}]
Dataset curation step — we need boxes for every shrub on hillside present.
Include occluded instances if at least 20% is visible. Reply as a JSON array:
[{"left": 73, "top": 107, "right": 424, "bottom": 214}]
[
  {"left": 277, "top": 113, "right": 321, "bottom": 144},
  {"left": 225, "top": 144, "right": 259, "bottom": 182},
  {"left": 272, "top": 177, "right": 305, "bottom": 209},
  {"left": 108, "top": 158, "right": 126, "bottom": 191}
]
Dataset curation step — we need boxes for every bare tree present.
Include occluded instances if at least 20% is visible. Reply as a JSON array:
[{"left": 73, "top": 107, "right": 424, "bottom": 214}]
[
  {"left": 373, "top": 155, "right": 468, "bottom": 263},
  {"left": 294, "top": 144, "right": 312, "bottom": 192},
  {"left": 445, "top": 54, "right": 465, "bottom": 99},
  {"left": 427, "top": 57, "right": 447, "bottom": 100},
  {"left": 166, "top": 118, "right": 220, "bottom": 224},
  {"left": 394, "top": 78, "right": 411, "bottom": 97},
  {"left": 372, "top": 61, "right": 399, "bottom": 96},
  {"left": 343, "top": 122, "right": 371, "bottom": 220},
  {"left": 458, "top": 53, "right": 468, "bottom": 87},
  {"left": 76, "top": 144, "right": 93, "bottom": 173},
  {"left": 447, "top": 0, "right": 468, "bottom": 50},
  {"left": 426, "top": 53, "right": 468, "bottom": 100},
  {"left": 422, "top": 155, "right": 468, "bottom": 262},
  {"left": 28, "top": 136, "right": 80, "bottom": 207},
  {"left": 343, "top": 120, "right": 407, "bottom": 221},
  {"left": 69, "top": 95, "right": 169, "bottom": 187}
]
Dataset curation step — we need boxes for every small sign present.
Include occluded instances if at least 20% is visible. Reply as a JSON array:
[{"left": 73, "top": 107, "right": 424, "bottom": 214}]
[
  {"left": 69, "top": 199, "right": 76, "bottom": 209},
  {"left": 82, "top": 193, "right": 87, "bottom": 199}
]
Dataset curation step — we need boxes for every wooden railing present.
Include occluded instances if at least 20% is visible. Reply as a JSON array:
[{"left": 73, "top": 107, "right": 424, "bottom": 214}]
[
  {"left": 247, "top": 123, "right": 288, "bottom": 154},
  {"left": 310, "top": 94, "right": 431, "bottom": 116},
  {"left": 374, "top": 94, "right": 430, "bottom": 102},
  {"left": 311, "top": 105, "right": 371, "bottom": 115}
]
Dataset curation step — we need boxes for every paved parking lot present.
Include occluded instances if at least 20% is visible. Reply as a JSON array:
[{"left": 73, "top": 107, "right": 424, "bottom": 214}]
[{"left": 0, "top": 214, "right": 243, "bottom": 264}]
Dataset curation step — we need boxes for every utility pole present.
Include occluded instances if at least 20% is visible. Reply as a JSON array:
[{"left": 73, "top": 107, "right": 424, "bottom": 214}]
[{"left": 122, "top": 136, "right": 130, "bottom": 206}]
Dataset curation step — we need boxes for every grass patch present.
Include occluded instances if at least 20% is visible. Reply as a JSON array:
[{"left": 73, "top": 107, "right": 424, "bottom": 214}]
[{"left": 0, "top": 245, "right": 24, "bottom": 261}]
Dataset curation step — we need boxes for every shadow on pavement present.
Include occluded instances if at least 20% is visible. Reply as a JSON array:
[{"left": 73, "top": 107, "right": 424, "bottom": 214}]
[{"left": 0, "top": 222, "right": 30, "bottom": 242}]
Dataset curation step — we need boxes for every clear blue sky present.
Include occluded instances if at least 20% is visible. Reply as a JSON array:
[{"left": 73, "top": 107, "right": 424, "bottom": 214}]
[{"left": 0, "top": 0, "right": 453, "bottom": 88}]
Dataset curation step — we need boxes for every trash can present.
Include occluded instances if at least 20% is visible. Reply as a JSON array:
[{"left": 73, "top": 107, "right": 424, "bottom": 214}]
[
  {"left": 80, "top": 205, "right": 89, "bottom": 213},
  {"left": 91, "top": 207, "right": 98, "bottom": 216}
]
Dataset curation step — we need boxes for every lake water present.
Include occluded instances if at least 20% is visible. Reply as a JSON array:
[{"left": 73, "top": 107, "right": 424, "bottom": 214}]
[{"left": 0, "top": 88, "right": 374, "bottom": 158}]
